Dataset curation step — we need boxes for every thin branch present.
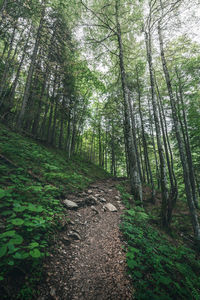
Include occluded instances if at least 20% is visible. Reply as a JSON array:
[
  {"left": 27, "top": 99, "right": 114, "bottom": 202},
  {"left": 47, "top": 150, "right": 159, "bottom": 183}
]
[
  {"left": 86, "top": 33, "right": 116, "bottom": 44},
  {"left": 80, "top": 0, "right": 117, "bottom": 34}
]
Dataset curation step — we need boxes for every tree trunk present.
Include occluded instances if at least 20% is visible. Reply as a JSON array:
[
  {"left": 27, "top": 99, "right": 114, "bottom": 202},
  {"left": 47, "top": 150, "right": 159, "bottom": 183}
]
[
  {"left": 147, "top": 96, "right": 160, "bottom": 190},
  {"left": 17, "top": 7, "right": 45, "bottom": 128},
  {"left": 145, "top": 29, "right": 169, "bottom": 226},
  {"left": 47, "top": 72, "right": 57, "bottom": 143},
  {"left": 66, "top": 100, "right": 72, "bottom": 160},
  {"left": 59, "top": 96, "right": 65, "bottom": 149},
  {"left": 70, "top": 109, "right": 77, "bottom": 156},
  {"left": 128, "top": 92, "right": 142, "bottom": 183},
  {"left": 137, "top": 70, "right": 155, "bottom": 201},
  {"left": 175, "top": 70, "right": 199, "bottom": 209},
  {"left": 50, "top": 81, "right": 59, "bottom": 146},
  {"left": 9, "top": 26, "right": 32, "bottom": 108},
  {"left": 155, "top": 77, "right": 178, "bottom": 224},
  {"left": 0, "top": 25, "right": 16, "bottom": 101},
  {"left": 115, "top": 0, "right": 142, "bottom": 203},
  {"left": 98, "top": 119, "right": 102, "bottom": 166}
]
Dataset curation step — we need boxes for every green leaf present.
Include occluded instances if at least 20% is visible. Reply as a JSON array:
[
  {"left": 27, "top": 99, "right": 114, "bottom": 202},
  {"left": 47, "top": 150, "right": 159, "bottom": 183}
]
[
  {"left": 7, "top": 242, "right": 19, "bottom": 254},
  {"left": 27, "top": 204, "right": 44, "bottom": 212},
  {"left": 0, "top": 245, "right": 7, "bottom": 257},
  {"left": 29, "top": 248, "right": 41, "bottom": 258},
  {"left": 134, "top": 271, "right": 143, "bottom": 278},
  {"left": 0, "top": 230, "right": 16, "bottom": 238},
  {"left": 0, "top": 188, "right": 6, "bottom": 199},
  {"left": 0, "top": 210, "right": 13, "bottom": 216},
  {"left": 13, "top": 205, "right": 26, "bottom": 212},
  {"left": 126, "top": 252, "right": 135, "bottom": 259},
  {"left": 13, "top": 251, "right": 29, "bottom": 260},
  {"left": 28, "top": 242, "right": 39, "bottom": 249},
  {"left": 127, "top": 259, "right": 137, "bottom": 269},
  {"left": 0, "top": 203, "right": 10, "bottom": 208},
  {"left": 24, "top": 221, "right": 36, "bottom": 227},
  {"left": 10, "top": 234, "right": 23, "bottom": 245},
  {"left": 127, "top": 209, "right": 135, "bottom": 217},
  {"left": 158, "top": 276, "right": 172, "bottom": 285},
  {"left": 0, "top": 276, "right": 4, "bottom": 281},
  {"left": 10, "top": 218, "right": 24, "bottom": 226}
]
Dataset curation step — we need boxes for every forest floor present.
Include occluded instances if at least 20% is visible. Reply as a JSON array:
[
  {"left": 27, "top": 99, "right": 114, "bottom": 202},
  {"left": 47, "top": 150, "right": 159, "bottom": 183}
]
[{"left": 37, "top": 178, "right": 133, "bottom": 300}]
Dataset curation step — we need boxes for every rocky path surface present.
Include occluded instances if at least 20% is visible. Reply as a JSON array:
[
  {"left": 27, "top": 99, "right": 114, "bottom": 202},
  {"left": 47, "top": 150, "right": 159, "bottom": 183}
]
[{"left": 38, "top": 179, "right": 133, "bottom": 300}]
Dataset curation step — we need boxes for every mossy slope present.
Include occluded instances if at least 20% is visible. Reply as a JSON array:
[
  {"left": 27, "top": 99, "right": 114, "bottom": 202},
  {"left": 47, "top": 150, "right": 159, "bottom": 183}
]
[{"left": 0, "top": 124, "right": 110, "bottom": 299}]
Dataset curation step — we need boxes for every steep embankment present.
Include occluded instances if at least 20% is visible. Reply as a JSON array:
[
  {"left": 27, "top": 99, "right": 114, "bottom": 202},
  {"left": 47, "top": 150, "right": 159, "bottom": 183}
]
[{"left": 0, "top": 124, "right": 110, "bottom": 299}]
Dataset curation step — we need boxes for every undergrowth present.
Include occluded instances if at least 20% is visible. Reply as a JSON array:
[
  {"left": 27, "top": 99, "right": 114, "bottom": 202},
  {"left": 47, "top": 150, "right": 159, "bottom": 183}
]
[
  {"left": 0, "top": 124, "right": 110, "bottom": 299},
  {"left": 118, "top": 185, "right": 200, "bottom": 300}
]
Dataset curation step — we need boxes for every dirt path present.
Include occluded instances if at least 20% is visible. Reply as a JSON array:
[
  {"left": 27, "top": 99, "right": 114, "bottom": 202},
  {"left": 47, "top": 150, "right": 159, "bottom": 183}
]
[{"left": 38, "top": 179, "right": 133, "bottom": 300}]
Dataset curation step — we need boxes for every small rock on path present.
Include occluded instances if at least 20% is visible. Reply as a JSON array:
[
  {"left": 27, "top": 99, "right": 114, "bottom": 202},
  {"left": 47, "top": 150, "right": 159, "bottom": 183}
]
[
  {"left": 37, "top": 179, "right": 133, "bottom": 300},
  {"left": 104, "top": 203, "right": 118, "bottom": 212},
  {"left": 63, "top": 199, "right": 78, "bottom": 209}
]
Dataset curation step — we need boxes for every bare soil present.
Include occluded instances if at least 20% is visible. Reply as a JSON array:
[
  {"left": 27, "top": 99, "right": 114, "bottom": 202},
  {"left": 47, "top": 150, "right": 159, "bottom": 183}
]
[{"left": 37, "top": 178, "right": 133, "bottom": 300}]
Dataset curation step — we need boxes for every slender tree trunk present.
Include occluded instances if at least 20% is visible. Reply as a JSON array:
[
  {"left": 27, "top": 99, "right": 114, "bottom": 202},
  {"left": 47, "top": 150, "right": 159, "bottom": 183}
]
[
  {"left": 23, "top": 66, "right": 40, "bottom": 132},
  {"left": 176, "top": 70, "right": 199, "bottom": 209},
  {"left": 47, "top": 73, "right": 57, "bottom": 143},
  {"left": 90, "top": 130, "right": 95, "bottom": 161},
  {"left": 128, "top": 93, "right": 142, "bottom": 182},
  {"left": 115, "top": 0, "right": 142, "bottom": 203},
  {"left": 0, "top": 25, "right": 16, "bottom": 101},
  {"left": 17, "top": 7, "right": 45, "bottom": 128},
  {"left": 105, "top": 127, "right": 108, "bottom": 171},
  {"left": 0, "top": 28, "right": 26, "bottom": 105},
  {"left": 50, "top": 85, "right": 59, "bottom": 146},
  {"left": 9, "top": 26, "right": 32, "bottom": 108},
  {"left": 137, "top": 124, "right": 146, "bottom": 183},
  {"left": 66, "top": 100, "right": 72, "bottom": 160},
  {"left": 155, "top": 77, "right": 178, "bottom": 224},
  {"left": 39, "top": 82, "right": 50, "bottom": 139},
  {"left": 98, "top": 119, "right": 102, "bottom": 166},
  {"left": 59, "top": 96, "right": 65, "bottom": 149},
  {"left": 145, "top": 29, "right": 169, "bottom": 226},
  {"left": 70, "top": 109, "right": 77, "bottom": 156},
  {"left": 136, "top": 70, "right": 155, "bottom": 201},
  {"left": 148, "top": 96, "right": 160, "bottom": 190},
  {"left": 0, "top": 42, "right": 8, "bottom": 61}
]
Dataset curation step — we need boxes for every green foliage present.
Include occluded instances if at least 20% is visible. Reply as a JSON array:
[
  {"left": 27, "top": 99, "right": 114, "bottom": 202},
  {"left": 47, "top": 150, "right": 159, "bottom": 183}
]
[{"left": 119, "top": 185, "right": 200, "bottom": 299}]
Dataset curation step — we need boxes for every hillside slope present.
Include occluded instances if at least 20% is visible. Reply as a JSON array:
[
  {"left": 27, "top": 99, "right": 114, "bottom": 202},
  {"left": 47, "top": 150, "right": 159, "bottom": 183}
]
[{"left": 0, "top": 124, "right": 110, "bottom": 299}]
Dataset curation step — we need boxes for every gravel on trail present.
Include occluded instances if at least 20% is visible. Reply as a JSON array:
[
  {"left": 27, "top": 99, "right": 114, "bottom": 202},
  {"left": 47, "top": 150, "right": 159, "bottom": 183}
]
[{"left": 37, "top": 179, "right": 133, "bottom": 300}]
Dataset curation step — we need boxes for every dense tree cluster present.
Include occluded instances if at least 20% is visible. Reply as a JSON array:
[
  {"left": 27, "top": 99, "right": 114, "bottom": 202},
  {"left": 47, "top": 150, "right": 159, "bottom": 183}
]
[
  {"left": 1, "top": 0, "right": 200, "bottom": 242},
  {"left": 78, "top": 0, "right": 200, "bottom": 242},
  {"left": 0, "top": 0, "right": 98, "bottom": 159}
]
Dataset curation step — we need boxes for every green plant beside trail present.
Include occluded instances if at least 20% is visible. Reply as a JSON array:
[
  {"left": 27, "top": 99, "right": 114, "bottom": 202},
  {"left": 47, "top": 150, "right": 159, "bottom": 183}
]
[
  {"left": 0, "top": 124, "right": 110, "bottom": 299},
  {"left": 118, "top": 185, "right": 200, "bottom": 300}
]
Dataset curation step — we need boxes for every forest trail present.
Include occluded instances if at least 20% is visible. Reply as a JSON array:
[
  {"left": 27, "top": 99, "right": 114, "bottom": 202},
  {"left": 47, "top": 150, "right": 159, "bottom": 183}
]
[{"left": 37, "top": 179, "right": 133, "bottom": 300}]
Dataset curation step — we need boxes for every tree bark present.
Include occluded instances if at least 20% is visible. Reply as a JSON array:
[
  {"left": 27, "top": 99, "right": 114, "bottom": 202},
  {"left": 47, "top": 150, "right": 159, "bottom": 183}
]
[
  {"left": 115, "top": 0, "right": 142, "bottom": 203},
  {"left": 136, "top": 69, "right": 155, "bottom": 201},
  {"left": 145, "top": 28, "right": 169, "bottom": 226},
  {"left": 175, "top": 70, "right": 199, "bottom": 209},
  {"left": 155, "top": 77, "right": 178, "bottom": 224}
]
